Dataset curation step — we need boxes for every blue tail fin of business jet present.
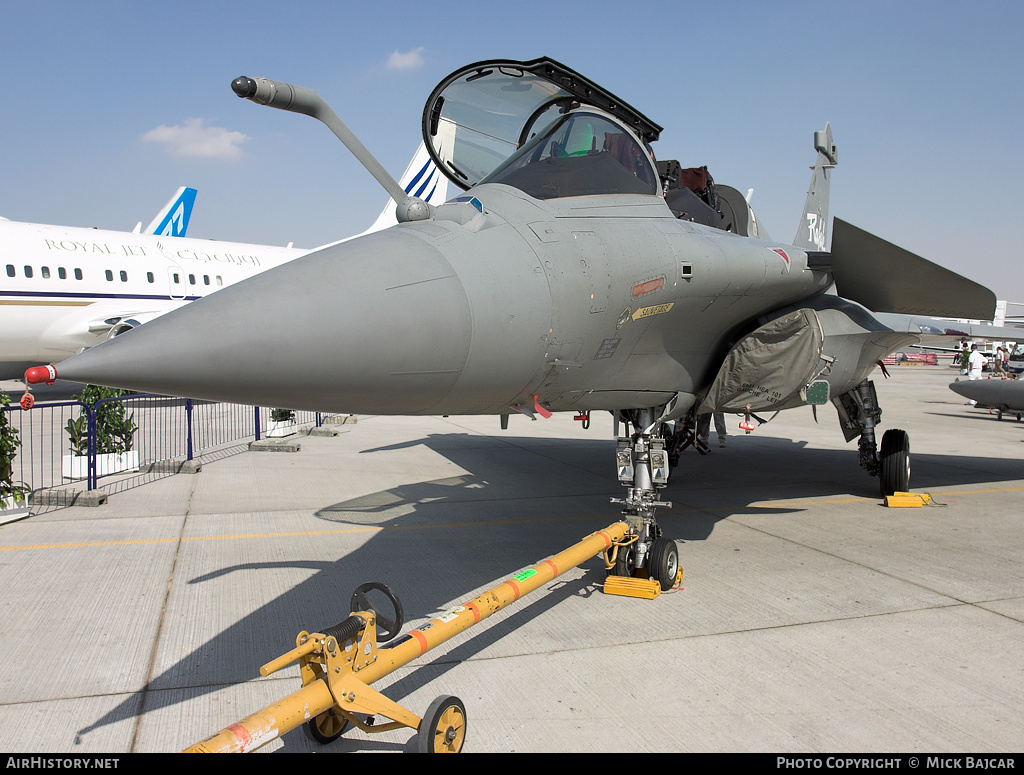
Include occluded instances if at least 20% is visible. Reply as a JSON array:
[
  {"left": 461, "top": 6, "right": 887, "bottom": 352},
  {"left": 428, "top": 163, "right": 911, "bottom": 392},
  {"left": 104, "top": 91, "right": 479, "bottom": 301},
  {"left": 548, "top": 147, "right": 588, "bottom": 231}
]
[{"left": 141, "top": 187, "right": 198, "bottom": 237}]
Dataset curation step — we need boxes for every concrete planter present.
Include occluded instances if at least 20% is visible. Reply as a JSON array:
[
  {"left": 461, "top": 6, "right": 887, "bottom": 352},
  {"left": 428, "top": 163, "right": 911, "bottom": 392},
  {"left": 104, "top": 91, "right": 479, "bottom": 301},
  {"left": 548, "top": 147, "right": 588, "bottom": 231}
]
[
  {"left": 1, "top": 494, "right": 30, "bottom": 524},
  {"left": 62, "top": 451, "right": 140, "bottom": 480},
  {"left": 266, "top": 420, "right": 298, "bottom": 438}
]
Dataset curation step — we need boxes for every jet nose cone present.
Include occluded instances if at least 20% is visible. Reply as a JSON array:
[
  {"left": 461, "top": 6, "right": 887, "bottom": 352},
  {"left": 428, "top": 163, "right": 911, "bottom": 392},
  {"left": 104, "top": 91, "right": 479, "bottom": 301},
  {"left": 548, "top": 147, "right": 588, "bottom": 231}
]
[
  {"left": 948, "top": 381, "right": 972, "bottom": 399},
  {"left": 56, "top": 229, "right": 472, "bottom": 412}
]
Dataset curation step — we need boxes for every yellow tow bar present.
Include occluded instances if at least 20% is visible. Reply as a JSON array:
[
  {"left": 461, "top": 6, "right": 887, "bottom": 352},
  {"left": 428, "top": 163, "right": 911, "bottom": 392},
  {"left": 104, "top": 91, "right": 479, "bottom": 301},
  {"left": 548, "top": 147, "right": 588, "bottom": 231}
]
[{"left": 185, "top": 520, "right": 631, "bottom": 753}]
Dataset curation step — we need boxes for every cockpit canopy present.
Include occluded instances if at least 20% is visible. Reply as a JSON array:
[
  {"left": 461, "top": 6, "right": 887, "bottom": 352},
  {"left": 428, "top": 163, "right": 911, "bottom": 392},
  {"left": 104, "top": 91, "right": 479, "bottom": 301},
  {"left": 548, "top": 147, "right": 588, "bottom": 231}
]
[
  {"left": 481, "top": 110, "right": 658, "bottom": 199},
  {"left": 422, "top": 57, "right": 663, "bottom": 193}
]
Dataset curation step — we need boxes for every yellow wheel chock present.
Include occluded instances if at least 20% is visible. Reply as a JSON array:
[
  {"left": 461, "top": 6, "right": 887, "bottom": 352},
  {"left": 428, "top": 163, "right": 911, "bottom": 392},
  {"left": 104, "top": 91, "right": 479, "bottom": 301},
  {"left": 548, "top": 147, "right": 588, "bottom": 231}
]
[
  {"left": 884, "top": 491, "right": 934, "bottom": 508},
  {"left": 602, "top": 534, "right": 684, "bottom": 599}
]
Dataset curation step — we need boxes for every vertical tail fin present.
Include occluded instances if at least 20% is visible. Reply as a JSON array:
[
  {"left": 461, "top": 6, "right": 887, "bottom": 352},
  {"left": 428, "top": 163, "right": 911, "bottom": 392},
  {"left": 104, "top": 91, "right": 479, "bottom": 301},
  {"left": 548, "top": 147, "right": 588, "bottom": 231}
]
[
  {"left": 793, "top": 123, "right": 837, "bottom": 251},
  {"left": 143, "top": 187, "right": 198, "bottom": 237}
]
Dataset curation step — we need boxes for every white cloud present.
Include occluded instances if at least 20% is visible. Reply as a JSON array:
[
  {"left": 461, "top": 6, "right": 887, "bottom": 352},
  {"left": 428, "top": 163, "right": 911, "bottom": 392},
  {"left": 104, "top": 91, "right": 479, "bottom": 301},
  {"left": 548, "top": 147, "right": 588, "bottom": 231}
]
[
  {"left": 141, "top": 118, "right": 250, "bottom": 160},
  {"left": 386, "top": 47, "right": 425, "bottom": 71}
]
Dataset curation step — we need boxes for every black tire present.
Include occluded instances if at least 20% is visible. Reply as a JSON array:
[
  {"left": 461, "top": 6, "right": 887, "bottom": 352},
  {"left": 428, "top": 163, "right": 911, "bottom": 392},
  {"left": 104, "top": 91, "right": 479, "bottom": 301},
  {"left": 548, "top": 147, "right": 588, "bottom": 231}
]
[
  {"left": 649, "top": 537, "right": 680, "bottom": 591},
  {"left": 303, "top": 708, "right": 350, "bottom": 744},
  {"left": 418, "top": 695, "right": 466, "bottom": 753},
  {"left": 613, "top": 543, "right": 637, "bottom": 577},
  {"left": 879, "top": 429, "right": 910, "bottom": 497}
]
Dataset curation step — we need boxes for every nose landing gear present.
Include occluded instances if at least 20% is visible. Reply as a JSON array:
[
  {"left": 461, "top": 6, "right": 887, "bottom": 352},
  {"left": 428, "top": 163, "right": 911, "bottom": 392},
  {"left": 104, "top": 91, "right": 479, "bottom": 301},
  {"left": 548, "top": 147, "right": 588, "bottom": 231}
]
[{"left": 607, "top": 406, "right": 682, "bottom": 597}]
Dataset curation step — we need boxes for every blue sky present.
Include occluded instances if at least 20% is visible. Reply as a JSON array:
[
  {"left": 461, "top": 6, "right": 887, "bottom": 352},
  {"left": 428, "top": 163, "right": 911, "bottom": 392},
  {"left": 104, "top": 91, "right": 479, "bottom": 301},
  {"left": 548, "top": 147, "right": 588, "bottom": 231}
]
[{"left": 3, "top": 1, "right": 1022, "bottom": 307}]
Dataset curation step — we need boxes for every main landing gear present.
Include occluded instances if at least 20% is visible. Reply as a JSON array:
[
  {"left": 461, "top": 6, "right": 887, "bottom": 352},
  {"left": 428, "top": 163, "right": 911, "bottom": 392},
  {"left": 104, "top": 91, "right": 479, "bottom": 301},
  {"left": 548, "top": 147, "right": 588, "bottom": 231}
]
[
  {"left": 835, "top": 379, "right": 911, "bottom": 497},
  {"left": 608, "top": 407, "right": 681, "bottom": 593}
]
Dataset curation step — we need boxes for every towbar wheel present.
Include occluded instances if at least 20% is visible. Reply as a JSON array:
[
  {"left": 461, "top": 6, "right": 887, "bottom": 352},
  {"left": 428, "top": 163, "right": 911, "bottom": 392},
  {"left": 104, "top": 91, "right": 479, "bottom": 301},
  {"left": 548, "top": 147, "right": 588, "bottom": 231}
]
[
  {"left": 304, "top": 707, "right": 350, "bottom": 744},
  {"left": 418, "top": 695, "right": 466, "bottom": 753},
  {"left": 350, "top": 581, "right": 404, "bottom": 643}
]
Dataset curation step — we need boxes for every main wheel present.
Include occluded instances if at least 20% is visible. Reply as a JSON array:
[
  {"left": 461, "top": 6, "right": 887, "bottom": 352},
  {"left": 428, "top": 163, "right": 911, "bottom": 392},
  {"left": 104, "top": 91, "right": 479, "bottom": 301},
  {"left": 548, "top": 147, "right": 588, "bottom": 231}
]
[
  {"left": 303, "top": 707, "right": 350, "bottom": 744},
  {"left": 649, "top": 537, "right": 680, "bottom": 591},
  {"left": 879, "top": 429, "right": 910, "bottom": 497},
  {"left": 418, "top": 695, "right": 466, "bottom": 753}
]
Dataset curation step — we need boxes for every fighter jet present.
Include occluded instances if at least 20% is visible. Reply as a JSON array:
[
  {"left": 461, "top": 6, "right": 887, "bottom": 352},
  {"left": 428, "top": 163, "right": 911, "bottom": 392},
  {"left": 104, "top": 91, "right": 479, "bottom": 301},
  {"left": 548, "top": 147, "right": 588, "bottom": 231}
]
[
  {"left": 949, "top": 378, "right": 1024, "bottom": 421},
  {"left": 27, "top": 57, "right": 1019, "bottom": 589}
]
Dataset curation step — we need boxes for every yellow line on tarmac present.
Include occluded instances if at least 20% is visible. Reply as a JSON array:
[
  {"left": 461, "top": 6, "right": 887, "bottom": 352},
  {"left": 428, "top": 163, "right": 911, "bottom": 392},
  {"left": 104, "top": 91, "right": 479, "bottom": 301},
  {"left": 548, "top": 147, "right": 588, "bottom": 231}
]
[
  {"left": 748, "top": 485, "right": 1024, "bottom": 509},
  {"left": 3, "top": 486, "right": 1022, "bottom": 554},
  {"left": 0, "top": 513, "right": 611, "bottom": 553},
  {"left": 750, "top": 497, "right": 874, "bottom": 508},
  {"left": 0, "top": 526, "right": 384, "bottom": 552}
]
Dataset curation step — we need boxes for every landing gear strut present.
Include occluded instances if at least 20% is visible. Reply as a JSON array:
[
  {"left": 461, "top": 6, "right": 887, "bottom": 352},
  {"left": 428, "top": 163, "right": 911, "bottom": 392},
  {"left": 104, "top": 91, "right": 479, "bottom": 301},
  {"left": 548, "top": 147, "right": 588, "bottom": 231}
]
[
  {"left": 610, "top": 407, "right": 679, "bottom": 590},
  {"left": 835, "top": 379, "right": 912, "bottom": 497}
]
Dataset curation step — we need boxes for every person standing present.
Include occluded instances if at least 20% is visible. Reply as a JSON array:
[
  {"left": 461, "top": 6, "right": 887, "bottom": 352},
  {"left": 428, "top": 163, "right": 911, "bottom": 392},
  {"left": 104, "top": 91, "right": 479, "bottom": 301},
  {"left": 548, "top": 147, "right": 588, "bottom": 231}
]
[
  {"left": 967, "top": 344, "right": 988, "bottom": 380},
  {"left": 697, "top": 412, "right": 727, "bottom": 448},
  {"left": 964, "top": 345, "right": 989, "bottom": 406}
]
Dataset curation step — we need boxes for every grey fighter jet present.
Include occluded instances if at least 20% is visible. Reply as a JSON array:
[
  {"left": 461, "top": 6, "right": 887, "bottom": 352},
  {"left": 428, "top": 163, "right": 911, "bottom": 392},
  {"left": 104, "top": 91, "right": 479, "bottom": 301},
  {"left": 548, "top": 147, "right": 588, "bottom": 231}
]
[
  {"left": 32, "top": 57, "right": 1018, "bottom": 589},
  {"left": 950, "top": 378, "right": 1024, "bottom": 420}
]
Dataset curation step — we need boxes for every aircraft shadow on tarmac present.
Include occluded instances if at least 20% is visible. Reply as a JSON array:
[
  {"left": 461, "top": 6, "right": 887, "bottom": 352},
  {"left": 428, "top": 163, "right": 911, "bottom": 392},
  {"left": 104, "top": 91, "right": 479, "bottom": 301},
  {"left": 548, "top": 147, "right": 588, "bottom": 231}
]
[
  {"left": 74, "top": 430, "right": 1024, "bottom": 751},
  {"left": 924, "top": 408, "right": 1024, "bottom": 426}
]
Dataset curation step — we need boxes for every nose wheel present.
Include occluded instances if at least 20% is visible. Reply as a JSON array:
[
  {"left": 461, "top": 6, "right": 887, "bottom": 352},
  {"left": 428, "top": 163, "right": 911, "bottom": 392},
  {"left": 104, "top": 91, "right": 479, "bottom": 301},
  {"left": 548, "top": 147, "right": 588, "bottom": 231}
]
[{"left": 648, "top": 537, "right": 680, "bottom": 591}]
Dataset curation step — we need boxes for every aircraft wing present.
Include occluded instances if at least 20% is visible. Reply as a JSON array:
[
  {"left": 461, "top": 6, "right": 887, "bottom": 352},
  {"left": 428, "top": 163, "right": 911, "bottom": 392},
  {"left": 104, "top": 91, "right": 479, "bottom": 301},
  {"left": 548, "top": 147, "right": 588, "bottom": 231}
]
[
  {"left": 873, "top": 313, "right": 1022, "bottom": 343},
  {"left": 830, "top": 219, "right": 996, "bottom": 320}
]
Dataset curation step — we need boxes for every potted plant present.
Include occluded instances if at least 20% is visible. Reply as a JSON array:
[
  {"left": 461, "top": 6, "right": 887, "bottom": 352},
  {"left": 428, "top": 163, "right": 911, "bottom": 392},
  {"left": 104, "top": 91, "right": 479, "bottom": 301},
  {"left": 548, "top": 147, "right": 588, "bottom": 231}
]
[
  {"left": 62, "top": 386, "right": 140, "bottom": 480},
  {"left": 1, "top": 393, "right": 30, "bottom": 520},
  {"left": 267, "top": 407, "right": 298, "bottom": 437}
]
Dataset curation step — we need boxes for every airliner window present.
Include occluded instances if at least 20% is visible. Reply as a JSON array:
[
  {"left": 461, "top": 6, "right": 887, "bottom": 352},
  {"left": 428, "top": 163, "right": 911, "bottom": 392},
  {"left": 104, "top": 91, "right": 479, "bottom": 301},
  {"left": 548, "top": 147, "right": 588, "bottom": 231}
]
[
  {"left": 42, "top": 266, "right": 50, "bottom": 279},
  {"left": 24, "top": 266, "right": 33, "bottom": 279},
  {"left": 105, "top": 270, "right": 113, "bottom": 281},
  {"left": 58, "top": 267, "right": 67, "bottom": 280},
  {"left": 74, "top": 268, "right": 83, "bottom": 280},
  {"left": 7, "top": 265, "right": 15, "bottom": 278},
  {"left": 482, "top": 112, "right": 658, "bottom": 199},
  {"left": 120, "top": 271, "right": 128, "bottom": 282}
]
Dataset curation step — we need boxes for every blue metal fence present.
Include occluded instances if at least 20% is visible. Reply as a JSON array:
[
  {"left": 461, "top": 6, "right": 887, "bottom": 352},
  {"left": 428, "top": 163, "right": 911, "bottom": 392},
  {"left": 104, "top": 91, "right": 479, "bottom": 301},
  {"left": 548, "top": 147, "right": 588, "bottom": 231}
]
[{"left": 0, "top": 395, "right": 331, "bottom": 513}]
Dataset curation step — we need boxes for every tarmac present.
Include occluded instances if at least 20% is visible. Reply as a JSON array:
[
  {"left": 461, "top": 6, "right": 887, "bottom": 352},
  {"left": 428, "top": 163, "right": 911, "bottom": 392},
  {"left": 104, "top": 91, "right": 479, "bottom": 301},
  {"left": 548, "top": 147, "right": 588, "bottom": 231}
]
[{"left": 0, "top": 364, "right": 1021, "bottom": 753}]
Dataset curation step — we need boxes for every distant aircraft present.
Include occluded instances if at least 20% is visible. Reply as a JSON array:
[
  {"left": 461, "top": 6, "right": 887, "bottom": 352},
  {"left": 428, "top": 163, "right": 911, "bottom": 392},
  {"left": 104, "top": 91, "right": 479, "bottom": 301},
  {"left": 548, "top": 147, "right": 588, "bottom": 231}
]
[
  {"left": 2, "top": 186, "right": 197, "bottom": 236},
  {"left": 33, "top": 58, "right": 1020, "bottom": 592},
  {"left": 949, "top": 378, "right": 1024, "bottom": 420},
  {"left": 2, "top": 144, "right": 446, "bottom": 379},
  {"left": 134, "top": 186, "right": 198, "bottom": 237}
]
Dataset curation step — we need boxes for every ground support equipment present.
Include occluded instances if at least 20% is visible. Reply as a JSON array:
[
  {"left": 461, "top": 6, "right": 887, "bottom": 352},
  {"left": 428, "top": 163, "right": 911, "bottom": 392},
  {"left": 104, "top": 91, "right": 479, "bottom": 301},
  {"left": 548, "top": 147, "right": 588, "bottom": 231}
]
[{"left": 184, "top": 521, "right": 630, "bottom": 753}]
